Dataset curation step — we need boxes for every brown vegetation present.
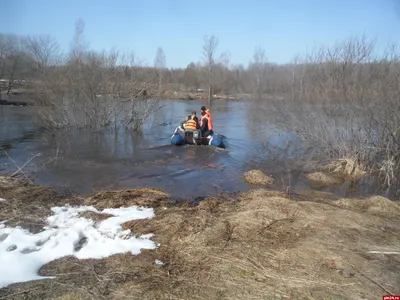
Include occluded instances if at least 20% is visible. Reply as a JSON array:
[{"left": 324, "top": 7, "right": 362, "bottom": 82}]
[
  {"left": 249, "top": 35, "right": 400, "bottom": 194},
  {"left": 244, "top": 169, "right": 275, "bottom": 186},
  {"left": 323, "top": 158, "right": 366, "bottom": 180},
  {"left": 306, "top": 158, "right": 367, "bottom": 187},
  {"left": 1, "top": 21, "right": 164, "bottom": 131},
  {"left": 78, "top": 211, "right": 114, "bottom": 222},
  {"left": 84, "top": 188, "right": 170, "bottom": 210},
  {"left": 0, "top": 175, "right": 82, "bottom": 233},
  {"left": 335, "top": 195, "right": 400, "bottom": 216},
  {"left": 1, "top": 176, "right": 399, "bottom": 299},
  {"left": 306, "top": 172, "right": 344, "bottom": 187}
]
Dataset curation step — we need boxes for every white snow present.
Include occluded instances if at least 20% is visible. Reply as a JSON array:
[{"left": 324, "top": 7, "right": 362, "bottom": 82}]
[
  {"left": 0, "top": 204, "right": 157, "bottom": 288},
  {"left": 0, "top": 198, "right": 6, "bottom": 202}
]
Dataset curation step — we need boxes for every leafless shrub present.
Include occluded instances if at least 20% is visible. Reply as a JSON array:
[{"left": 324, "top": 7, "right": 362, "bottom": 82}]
[
  {"left": 22, "top": 35, "right": 61, "bottom": 73},
  {"left": 254, "top": 34, "right": 400, "bottom": 191},
  {"left": 0, "top": 34, "right": 31, "bottom": 95},
  {"left": 22, "top": 19, "right": 162, "bottom": 132}
]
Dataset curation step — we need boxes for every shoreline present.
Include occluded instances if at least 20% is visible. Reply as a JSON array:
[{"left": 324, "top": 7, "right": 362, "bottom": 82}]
[{"left": 0, "top": 89, "right": 251, "bottom": 103}]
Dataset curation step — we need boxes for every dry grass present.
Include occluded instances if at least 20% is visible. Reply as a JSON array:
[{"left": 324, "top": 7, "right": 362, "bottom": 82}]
[
  {"left": 306, "top": 158, "right": 367, "bottom": 187},
  {"left": 244, "top": 169, "right": 275, "bottom": 186},
  {"left": 334, "top": 196, "right": 400, "bottom": 216},
  {"left": 84, "top": 188, "right": 170, "bottom": 210},
  {"left": 306, "top": 172, "right": 344, "bottom": 187},
  {"left": 78, "top": 211, "right": 114, "bottom": 222},
  {"left": 0, "top": 176, "right": 82, "bottom": 233},
  {"left": 324, "top": 158, "right": 367, "bottom": 180},
  {"left": 1, "top": 177, "right": 400, "bottom": 299}
]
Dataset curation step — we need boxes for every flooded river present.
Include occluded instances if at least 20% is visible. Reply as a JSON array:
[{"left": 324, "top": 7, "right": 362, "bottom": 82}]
[
  {"left": 0, "top": 98, "right": 308, "bottom": 198},
  {"left": 0, "top": 98, "right": 392, "bottom": 200}
]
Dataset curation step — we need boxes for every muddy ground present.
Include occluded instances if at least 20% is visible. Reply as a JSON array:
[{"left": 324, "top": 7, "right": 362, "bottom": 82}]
[{"left": 0, "top": 173, "right": 399, "bottom": 300}]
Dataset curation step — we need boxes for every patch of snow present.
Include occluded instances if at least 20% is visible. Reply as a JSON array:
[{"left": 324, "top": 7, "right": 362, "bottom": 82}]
[
  {"left": 139, "top": 233, "right": 155, "bottom": 239},
  {"left": 0, "top": 198, "right": 6, "bottom": 202},
  {"left": 0, "top": 205, "right": 156, "bottom": 288},
  {"left": 155, "top": 259, "right": 165, "bottom": 265}
]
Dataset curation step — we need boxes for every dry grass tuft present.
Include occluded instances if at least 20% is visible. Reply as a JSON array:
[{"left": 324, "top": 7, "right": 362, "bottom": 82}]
[
  {"left": 84, "top": 188, "right": 170, "bottom": 210},
  {"left": 0, "top": 176, "right": 27, "bottom": 190},
  {"left": 244, "top": 169, "right": 275, "bottom": 186},
  {"left": 0, "top": 175, "right": 82, "bottom": 233},
  {"left": 78, "top": 211, "right": 114, "bottom": 222},
  {"left": 306, "top": 158, "right": 367, "bottom": 187},
  {"left": 306, "top": 171, "right": 344, "bottom": 186},
  {"left": 335, "top": 195, "right": 400, "bottom": 216},
  {"left": 324, "top": 158, "right": 367, "bottom": 179}
]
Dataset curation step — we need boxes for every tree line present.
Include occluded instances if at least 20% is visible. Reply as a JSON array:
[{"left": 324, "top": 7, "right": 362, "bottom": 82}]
[{"left": 1, "top": 20, "right": 305, "bottom": 100}]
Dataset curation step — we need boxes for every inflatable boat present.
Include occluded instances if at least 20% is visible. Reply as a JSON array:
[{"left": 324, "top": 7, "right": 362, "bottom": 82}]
[{"left": 170, "top": 126, "right": 225, "bottom": 148}]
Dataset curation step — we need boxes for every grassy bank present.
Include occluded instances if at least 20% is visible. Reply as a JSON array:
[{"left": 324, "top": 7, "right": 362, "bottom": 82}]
[{"left": 0, "top": 174, "right": 399, "bottom": 299}]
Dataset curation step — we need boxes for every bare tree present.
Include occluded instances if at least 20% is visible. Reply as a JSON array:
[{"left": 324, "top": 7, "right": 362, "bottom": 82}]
[
  {"left": 213, "top": 51, "right": 231, "bottom": 95},
  {"left": 154, "top": 47, "right": 166, "bottom": 97},
  {"left": 26, "top": 19, "right": 161, "bottom": 131},
  {"left": 0, "top": 34, "right": 6, "bottom": 81},
  {"left": 290, "top": 54, "right": 305, "bottom": 101},
  {"left": 23, "top": 35, "right": 61, "bottom": 75},
  {"left": 250, "top": 45, "right": 268, "bottom": 99},
  {"left": 69, "top": 18, "right": 89, "bottom": 65},
  {"left": 121, "top": 51, "right": 164, "bottom": 131},
  {"left": 184, "top": 62, "right": 200, "bottom": 91},
  {"left": 0, "top": 34, "right": 7, "bottom": 98},
  {"left": 202, "top": 35, "right": 219, "bottom": 100},
  {"left": 2, "top": 35, "right": 27, "bottom": 95}
]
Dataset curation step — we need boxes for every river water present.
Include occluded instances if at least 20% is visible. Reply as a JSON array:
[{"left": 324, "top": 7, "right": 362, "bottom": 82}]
[
  {"left": 2, "top": 97, "right": 392, "bottom": 200},
  {"left": 0, "top": 98, "right": 312, "bottom": 198}
]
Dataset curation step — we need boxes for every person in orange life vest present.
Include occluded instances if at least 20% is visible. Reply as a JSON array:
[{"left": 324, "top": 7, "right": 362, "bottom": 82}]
[
  {"left": 181, "top": 111, "right": 198, "bottom": 130},
  {"left": 190, "top": 111, "right": 200, "bottom": 128},
  {"left": 200, "top": 111, "right": 214, "bottom": 137},
  {"left": 184, "top": 113, "right": 198, "bottom": 131},
  {"left": 201, "top": 106, "right": 213, "bottom": 131}
]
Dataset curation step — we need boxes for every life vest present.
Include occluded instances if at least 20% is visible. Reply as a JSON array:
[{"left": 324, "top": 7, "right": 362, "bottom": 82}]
[
  {"left": 205, "top": 109, "right": 213, "bottom": 130},
  {"left": 185, "top": 118, "right": 198, "bottom": 130},
  {"left": 200, "top": 115, "right": 209, "bottom": 129}
]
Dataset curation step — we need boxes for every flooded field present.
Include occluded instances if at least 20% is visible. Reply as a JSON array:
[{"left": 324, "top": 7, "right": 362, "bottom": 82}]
[
  {"left": 0, "top": 97, "right": 394, "bottom": 199},
  {"left": 0, "top": 98, "right": 305, "bottom": 197}
]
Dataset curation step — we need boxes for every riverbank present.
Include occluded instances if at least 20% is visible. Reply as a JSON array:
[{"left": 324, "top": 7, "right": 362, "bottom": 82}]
[
  {"left": 1, "top": 88, "right": 249, "bottom": 103},
  {"left": 161, "top": 90, "right": 247, "bottom": 101},
  {"left": 0, "top": 173, "right": 399, "bottom": 299}
]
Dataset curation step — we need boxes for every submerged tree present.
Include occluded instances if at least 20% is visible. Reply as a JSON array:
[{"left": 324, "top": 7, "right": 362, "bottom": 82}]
[
  {"left": 154, "top": 47, "right": 166, "bottom": 97},
  {"left": 202, "top": 35, "right": 219, "bottom": 100},
  {"left": 69, "top": 18, "right": 89, "bottom": 65},
  {"left": 249, "top": 45, "right": 268, "bottom": 99}
]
